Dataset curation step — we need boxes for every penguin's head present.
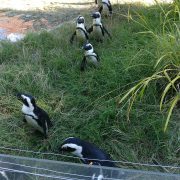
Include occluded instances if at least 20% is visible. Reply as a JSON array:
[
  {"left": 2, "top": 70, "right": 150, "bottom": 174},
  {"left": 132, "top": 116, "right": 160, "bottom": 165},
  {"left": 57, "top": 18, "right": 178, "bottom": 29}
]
[
  {"left": 91, "top": 12, "right": 101, "bottom": 24},
  {"left": 16, "top": 93, "right": 36, "bottom": 108},
  {"left": 82, "top": 43, "right": 94, "bottom": 53},
  {"left": 92, "top": 12, "right": 101, "bottom": 19},
  {"left": 59, "top": 137, "right": 83, "bottom": 158},
  {"left": 77, "top": 15, "right": 85, "bottom": 24}
]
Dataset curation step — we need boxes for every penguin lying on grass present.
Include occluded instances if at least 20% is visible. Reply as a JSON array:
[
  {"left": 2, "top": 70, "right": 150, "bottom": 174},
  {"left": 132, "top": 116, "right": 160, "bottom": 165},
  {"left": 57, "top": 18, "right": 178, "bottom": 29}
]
[
  {"left": 99, "top": 0, "right": 113, "bottom": 16},
  {"left": 80, "top": 43, "right": 100, "bottom": 71},
  {"left": 88, "top": 12, "right": 112, "bottom": 42},
  {"left": 60, "top": 137, "right": 116, "bottom": 167},
  {"left": 17, "top": 93, "right": 52, "bottom": 138},
  {"left": 70, "top": 15, "right": 89, "bottom": 44}
]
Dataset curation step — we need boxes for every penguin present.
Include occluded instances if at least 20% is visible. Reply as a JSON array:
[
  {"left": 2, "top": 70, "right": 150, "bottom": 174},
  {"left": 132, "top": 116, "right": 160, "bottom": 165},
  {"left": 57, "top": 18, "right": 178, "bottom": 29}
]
[
  {"left": 99, "top": 0, "right": 113, "bottom": 16},
  {"left": 88, "top": 12, "right": 112, "bottom": 42},
  {"left": 70, "top": 15, "right": 89, "bottom": 44},
  {"left": 80, "top": 43, "right": 100, "bottom": 71},
  {"left": 59, "top": 137, "right": 116, "bottom": 167},
  {"left": 16, "top": 93, "right": 52, "bottom": 138}
]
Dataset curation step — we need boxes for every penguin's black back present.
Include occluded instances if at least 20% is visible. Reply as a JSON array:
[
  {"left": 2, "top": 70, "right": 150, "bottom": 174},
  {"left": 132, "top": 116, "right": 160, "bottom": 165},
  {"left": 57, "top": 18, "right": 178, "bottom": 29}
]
[
  {"left": 64, "top": 138, "right": 116, "bottom": 167},
  {"left": 33, "top": 106, "right": 52, "bottom": 128}
]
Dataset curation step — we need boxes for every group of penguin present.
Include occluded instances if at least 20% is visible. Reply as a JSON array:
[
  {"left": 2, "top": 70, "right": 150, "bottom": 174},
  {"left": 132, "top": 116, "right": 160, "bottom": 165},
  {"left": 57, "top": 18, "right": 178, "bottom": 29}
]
[
  {"left": 70, "top": 0, "right": 112, "bottom": 71},
  {"left": 14, "top": 1, "right": 116, "bottom": 179}
]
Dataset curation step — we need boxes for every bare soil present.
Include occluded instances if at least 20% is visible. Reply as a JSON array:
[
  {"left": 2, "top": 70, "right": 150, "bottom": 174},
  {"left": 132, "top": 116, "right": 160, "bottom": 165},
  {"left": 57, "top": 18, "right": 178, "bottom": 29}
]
[{"left": 0, "top": 0, "right": 96, "bottom": 35}]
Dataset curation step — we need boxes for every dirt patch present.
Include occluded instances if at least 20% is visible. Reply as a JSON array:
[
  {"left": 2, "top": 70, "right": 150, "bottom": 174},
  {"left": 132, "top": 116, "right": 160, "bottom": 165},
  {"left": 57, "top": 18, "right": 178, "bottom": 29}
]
[
  {"left": 0, "top": 0, "right": 95, "bottom": 36},
  {"left": 0, "top": 12, "right": 34, "bottom": 34},
  {"left": 0, "top": 0, "right": 172, "bottom": 37}
]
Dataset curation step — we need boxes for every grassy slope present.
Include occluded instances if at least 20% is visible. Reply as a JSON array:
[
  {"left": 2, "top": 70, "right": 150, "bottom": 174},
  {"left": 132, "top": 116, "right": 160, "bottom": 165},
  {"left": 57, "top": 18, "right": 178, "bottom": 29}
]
[{"left": 0, "top": 4, "right": 179, "bottom": 172}]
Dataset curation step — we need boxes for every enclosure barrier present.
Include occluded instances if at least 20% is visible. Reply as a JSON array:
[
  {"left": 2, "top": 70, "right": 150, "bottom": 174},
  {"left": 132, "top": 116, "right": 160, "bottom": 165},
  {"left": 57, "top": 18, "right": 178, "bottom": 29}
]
[{"left": 0, "top": 154, "right": 179, "bottom": 180}]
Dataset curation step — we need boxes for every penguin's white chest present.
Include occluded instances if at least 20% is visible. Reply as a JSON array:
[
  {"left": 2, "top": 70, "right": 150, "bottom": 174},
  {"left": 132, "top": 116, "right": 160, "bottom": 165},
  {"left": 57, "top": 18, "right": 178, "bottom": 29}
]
[
  {"left": 93, "top": 26, "right": 102, "bottom": 34},
  {"left": 93, "top": 26, "right": 103, "bottom": 39},
  {"left": 76, "top": 29, "right": 86, "bottom": 40},
  {"left": 86, "top": 55, "right": 98, "bottom": 66},
  {"left": 22, "top": 105, "right": 43, "bottom": 133},
  {"left": 103, "top": 4, "right": 109, "bottom": 15},
  {"left": 24, "top": 115, "right": 43, "bottom": 133}
]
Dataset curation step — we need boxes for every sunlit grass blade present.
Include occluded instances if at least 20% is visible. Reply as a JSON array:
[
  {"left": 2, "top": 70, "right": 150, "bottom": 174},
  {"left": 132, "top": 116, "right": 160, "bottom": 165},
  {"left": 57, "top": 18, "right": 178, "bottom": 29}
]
[
  {"left": 160, "top": 75, "right": 180, "bottom": 110},
  {"left": 164, "top": 94, "right": 180, "bottom": 132}
]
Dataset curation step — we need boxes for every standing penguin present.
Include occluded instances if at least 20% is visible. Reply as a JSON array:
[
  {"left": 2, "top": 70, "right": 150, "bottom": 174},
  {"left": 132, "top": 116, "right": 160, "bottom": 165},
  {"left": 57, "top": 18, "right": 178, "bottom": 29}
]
[
  {"left": 59, "top": 137, "right": 116, "bottom": 167},
  {"left": 88, "top": 12, "right": 112, "bottom": 42},
  {"left": 16, "top": 93, "right": 52, "bottom": 138},
  {"left": 80, "top": 43, "right": 100, "bottom": 71},
  {"left": 99, "top": 0, "right": 113, "bottom": 16},
  {"left": 70, "top": 15, "right": 89, "bottom": 44}
]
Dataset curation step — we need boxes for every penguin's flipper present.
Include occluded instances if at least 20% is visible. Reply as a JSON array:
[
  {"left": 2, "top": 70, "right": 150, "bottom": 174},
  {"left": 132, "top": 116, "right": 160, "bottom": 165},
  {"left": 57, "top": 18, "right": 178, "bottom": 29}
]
[
  {"left": 80, "top": 56, "right": 87, "bottom": 71},
  {"left": 96, "top": 53, "right": 100, "bottom": 62},
  {"left": 84, "top": 31, "right": 89, "bottom": 41},
  {"left": 94, "top": 51, "right": 100, "bottom": 62},
  {"left": 100, "top": 25, "right": 105, "bottom": 36},
  {"left": 85, "top": 26, "right": 89, "bottom": 35},
  {"left": 70, "top": 31, "right": 76, "bottom": 44},
  {"left": 108, "top": 4, "right": 113, "bottom": 15},
  {"left": 99, "top": 6, "right": 103, "bottom": 14},
  {"left": 87, "top": 26, "right": 93, "bottom": 34},
  {"left": 103, "top": 26, "right": 112, "bottom": 39}
]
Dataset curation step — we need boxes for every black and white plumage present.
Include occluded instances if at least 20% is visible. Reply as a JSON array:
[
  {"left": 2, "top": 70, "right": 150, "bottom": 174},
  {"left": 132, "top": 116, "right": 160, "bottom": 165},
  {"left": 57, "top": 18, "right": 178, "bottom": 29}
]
[
  {"left": 60, "top": 137, "right": 116, "bottom": 167},
  {"left": 88, "top": 12, "right": 112, "bottom": 42},
  {"left": 80, "top": 43, "right": 100, "bottom": 71},
  {"left": 16, "top": 93, "right": 52, "bottom": 138},
  {"left": 70, "top": 15, "right": 89, "bottom": 44},
  {"left": 99, "top": 0, "right": 113, "bottom": 16}
]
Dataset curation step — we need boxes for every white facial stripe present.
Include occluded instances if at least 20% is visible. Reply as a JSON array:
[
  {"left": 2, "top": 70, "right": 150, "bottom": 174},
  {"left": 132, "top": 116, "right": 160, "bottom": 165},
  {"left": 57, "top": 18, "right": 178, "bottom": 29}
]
[
  {"left": 21, "top": 95, "right": 34, "bottom": 109},
  {"left": 62, "top": 143, "right": 83, "bottom": 158}
]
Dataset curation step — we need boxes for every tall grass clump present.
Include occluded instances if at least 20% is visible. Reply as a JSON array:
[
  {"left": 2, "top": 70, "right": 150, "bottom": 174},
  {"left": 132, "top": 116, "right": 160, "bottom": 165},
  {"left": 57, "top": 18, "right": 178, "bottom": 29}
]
[{"left": 119, "top": 1, "right": 180, "bottom": 132}]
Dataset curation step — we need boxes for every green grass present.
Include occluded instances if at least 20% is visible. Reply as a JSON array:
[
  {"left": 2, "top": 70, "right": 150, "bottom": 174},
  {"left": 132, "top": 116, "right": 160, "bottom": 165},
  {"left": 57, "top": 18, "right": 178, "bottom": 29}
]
[{"left": 0, "top": 3, "right": 179, "bottom": 173}]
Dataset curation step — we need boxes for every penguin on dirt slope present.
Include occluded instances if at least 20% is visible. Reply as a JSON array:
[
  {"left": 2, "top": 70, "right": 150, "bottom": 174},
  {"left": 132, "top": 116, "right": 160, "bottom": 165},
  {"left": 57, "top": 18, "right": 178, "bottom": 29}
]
[
  {"left": 88, "top": 12, "right": 112, "bottom": 42},
  {"left": 59, "top": 137, "right": 116, "bottom": 167},
  {"left": 70, "top": 15, "right": 89, "bottom": 44},
  {"left": 80, "top": 42, "right": 100, "bottom": 71},
  {"left": 99, "top": 0, "right": 113, "bottom": 16},
  {"left": 16, "top": 93, "right": 52, "bottom": 138}
]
